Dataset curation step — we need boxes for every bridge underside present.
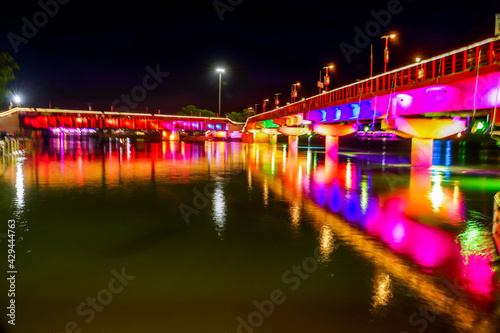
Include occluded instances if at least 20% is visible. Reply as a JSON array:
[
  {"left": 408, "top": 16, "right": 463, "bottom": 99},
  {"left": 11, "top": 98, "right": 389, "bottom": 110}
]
[{"left": 247, "top": 68, "right": 500, "bottom": 130}]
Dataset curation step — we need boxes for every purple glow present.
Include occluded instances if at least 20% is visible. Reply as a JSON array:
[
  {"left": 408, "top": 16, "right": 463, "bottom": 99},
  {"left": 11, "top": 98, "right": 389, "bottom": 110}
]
[
  {"left": 355, "top": 131, "right": 399, "bottom": 141},
  {"left": 392, "top": 223, "right": 405, "bottom": 243},
  {"left": 50, "top": 127, "right": 97, "bottom": 135}
]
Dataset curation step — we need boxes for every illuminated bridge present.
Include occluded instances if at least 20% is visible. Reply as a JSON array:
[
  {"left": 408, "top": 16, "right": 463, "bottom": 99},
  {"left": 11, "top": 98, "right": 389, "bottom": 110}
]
[
  {"left": 0, "top": 107, "right": 244, "bottom": 140},
  {"left": 244, "top": 36, "right": 500, "bottom": 167}
]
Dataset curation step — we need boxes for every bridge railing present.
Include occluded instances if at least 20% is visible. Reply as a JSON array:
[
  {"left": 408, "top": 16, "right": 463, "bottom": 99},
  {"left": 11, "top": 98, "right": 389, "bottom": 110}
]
[{"left": 249, "top": 36, "right": 500, "bottom": 124}]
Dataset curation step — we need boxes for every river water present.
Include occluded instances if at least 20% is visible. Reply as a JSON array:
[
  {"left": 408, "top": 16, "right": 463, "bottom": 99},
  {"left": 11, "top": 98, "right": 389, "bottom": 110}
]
[{"left": 1, "top": 138, "right": 500, "bottom": 333}]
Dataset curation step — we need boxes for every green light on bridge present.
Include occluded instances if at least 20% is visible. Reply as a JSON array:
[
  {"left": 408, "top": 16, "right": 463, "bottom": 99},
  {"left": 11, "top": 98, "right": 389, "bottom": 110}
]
[
  {"left": 260, "top": 120, "right": 279, "bottom": 128},
  {"left": 472, "top": 120, "right": 488, "bottom": 134}
]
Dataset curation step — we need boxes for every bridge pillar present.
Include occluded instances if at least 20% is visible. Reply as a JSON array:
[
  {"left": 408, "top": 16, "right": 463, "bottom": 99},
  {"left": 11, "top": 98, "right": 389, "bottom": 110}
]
[
  {"left": 242, "top": 131, "right": 271, "bottom": 144},
  {"left": 288, "top": 136, "right": 298, "bottom": 157},
  {"left": 312, "top": 124, "right": 358, "bottom": 161},
  {"left": 411, "top": 138, "right": 434, "bottom": 168},
  {"left": 262, "top": 128, "right": 280, "bottom": 145},
  {"left": 170, "top": 130, "right": 180, "bottom": 141},
  {"left": 253, "top": 132, "right": 271, "bottom": 143},
  {"left": 278, "top": 126, "right": 310, "bottom": 157},
  {"left": 325, "top": 135, "right": 339, "bottom": 157},
  {"left": 163, "top": 130, "right": 180, "bottom": 141},
  {"left": 382, "top": 117, "right": 466, "bottom": 168},
  {"left": 242, "top": 132, "right": 254, "bottom": 143},
  {"left": 324, "top": 135, "right": 340, "bottom": 179}
]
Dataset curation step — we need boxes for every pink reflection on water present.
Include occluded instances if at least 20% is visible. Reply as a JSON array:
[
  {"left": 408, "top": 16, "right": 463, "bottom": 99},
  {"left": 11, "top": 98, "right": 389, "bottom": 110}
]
[
  {"left": 365, "top": 196, "right": 458, "bottom": 268},
  {"left": 460, "top": 254, "right": 496, "bottom": 299},
  {"left": 304, "top": 160, "right": 496, "bottom": 300}
]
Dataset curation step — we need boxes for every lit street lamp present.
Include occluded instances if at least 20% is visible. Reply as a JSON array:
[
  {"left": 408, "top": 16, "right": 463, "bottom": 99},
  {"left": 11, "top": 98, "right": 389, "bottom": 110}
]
[
  {"left": 416, "top": 57, "right": 424, "bottom": 80},
  {"left": 323, "top": 65, "right": 334, "bottom": 91},
  {"left": 13, "top": 95, "right": 21, "bottom": 107},
  {"left": 216, "top": 68, "right": 225, "bottom": 117},
  {"left": 274, "top": 93, "right": 281, "bottom": 108},
  {"left": 291, "top": 82, "right": 300, "bottom": 103},
  {"left": 381, "top": 34, "right": 396, "bottom": 72}
]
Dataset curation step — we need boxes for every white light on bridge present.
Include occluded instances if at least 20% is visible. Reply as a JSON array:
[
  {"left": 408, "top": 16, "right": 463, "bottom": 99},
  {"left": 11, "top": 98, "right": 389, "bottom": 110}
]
[{"left": 13, "top": 95, "right": 21, "bottom": 105}]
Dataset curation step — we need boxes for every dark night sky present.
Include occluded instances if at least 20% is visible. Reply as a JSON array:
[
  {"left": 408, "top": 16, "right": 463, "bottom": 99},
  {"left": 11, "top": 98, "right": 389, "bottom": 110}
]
[{"left": 0, "top": 0, "right": 499, "bottom": 114}]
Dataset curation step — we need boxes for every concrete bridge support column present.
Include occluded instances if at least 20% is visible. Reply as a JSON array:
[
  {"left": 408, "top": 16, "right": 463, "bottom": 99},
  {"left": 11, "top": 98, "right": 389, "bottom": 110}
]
[
  {"left": 163, "top": 130, "right": 180, "bottom": 141},
  {"left": 278, "top": 126, "right": 310, "bottom": 158},
  {"left": 288, "top": 136, "right": 298, "bottom": 157},
  {"left": 253, "top": 132, "right": 271, "bottom": 144},
  {"left": 325, "top": 135, "right": 339, "bottom": 158},
  {"left": 170, "top": 130, "right": 180, "bottom": 141},
  {"left": 411, "top": 138, "right": 434, "bottom": 169},
  {"left": 325, "top": 135, "right": 340, "bottom": 177},
  {"left": 382, "top": 117, "right": 466, "bottom": 168},
  {"left": 242, "top": 132, "right": 254, "bottom": 143},
  {"left": 312, "top": 123, "right": 358, "bottom": 159},
  {"left": 261, "top": 128, "right": 280, "bottom": 145}
]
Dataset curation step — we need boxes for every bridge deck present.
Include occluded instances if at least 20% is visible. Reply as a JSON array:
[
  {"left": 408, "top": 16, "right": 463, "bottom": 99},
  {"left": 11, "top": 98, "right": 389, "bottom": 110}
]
[
  {"left": 0, "top": 108, "right": 243, "bottom": 133},
  {"left": 248, "top": 36, "right": 500, "bottom": 125}
]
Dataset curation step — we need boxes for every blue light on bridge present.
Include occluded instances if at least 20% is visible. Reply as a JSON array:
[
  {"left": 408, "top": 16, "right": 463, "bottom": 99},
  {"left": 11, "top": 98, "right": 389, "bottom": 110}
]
[
  {"left": 351, "top": 104, "right": 360, "bottom": 119},
  {"left": 321, "top": 110, "right": 327, "bottom": 122},
  {"left": 335, "top": 108, "right": 342, "bottom": 120}
]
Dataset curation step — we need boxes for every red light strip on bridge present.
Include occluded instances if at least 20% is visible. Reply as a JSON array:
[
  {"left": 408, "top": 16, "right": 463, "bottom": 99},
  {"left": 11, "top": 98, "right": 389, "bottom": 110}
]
[{"left": 0, "top": 108, "right": 243, "bottom": 125}]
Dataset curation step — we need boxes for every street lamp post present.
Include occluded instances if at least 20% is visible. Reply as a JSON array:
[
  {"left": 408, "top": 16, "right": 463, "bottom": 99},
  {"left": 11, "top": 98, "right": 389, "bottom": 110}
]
[
  {"left": 323, "top": 65, "right": 334, "bottom": 91},
  {"left": 262, "top": 99, "right": 269, "bottom": 113},
  {"left": 381, "top": 34, "right": 396, "bottom": 72},
  {"left": 254, "top": 104, "right": 259, "bottom": 114},
  {"left": 318, "top": 71, "right": 323, "bottom": 94},
  {"left": 370, "top": 44, "right": 374, "bottom": 77},
  {"left": 416, "top": 58, "right": 424, "bottom": 80},
  {"left": 216, "top": 68, "right": 225, "bottom": 117},
  {"left": 274, "top": 93, "right": 281, "bottom": 108},
  {"left": 291, "top": 83, "right": 300, "bottom": 103}
]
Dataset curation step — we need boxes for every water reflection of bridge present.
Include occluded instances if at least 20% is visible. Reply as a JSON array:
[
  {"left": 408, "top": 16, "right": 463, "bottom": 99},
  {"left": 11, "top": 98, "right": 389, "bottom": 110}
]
[
  {"left": 2, "top": 139, "right": 498, "bottom": 332},
  {"left": 245, "top": 143, "right": 499, "bottom": 333},
  {"left": 0, "top": 140, "right": 243, "bottom": 188}
]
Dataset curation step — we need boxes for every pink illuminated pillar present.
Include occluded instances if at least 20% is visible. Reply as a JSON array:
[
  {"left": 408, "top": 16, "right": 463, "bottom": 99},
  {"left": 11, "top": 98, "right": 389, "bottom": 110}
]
[
  {"left": 325, "top": 136, "right": 339, "bottom": 179},
  {"left": 288, "top": 136, "right": 298, "bottom": 158},
  {"left": 411, "top": 138, "right": 434, "bottom": 168},
  {"left": 325, "top": 136, "right": 339, "bottom": 157}
]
